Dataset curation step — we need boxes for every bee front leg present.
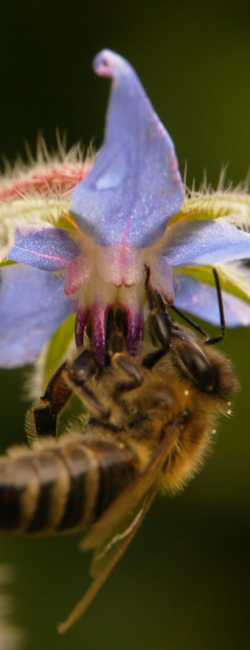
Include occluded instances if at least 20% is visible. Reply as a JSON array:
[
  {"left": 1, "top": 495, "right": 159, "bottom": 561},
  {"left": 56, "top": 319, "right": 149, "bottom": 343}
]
[
  {"left": 112, "top": 353, "right": 143, "bottom": 394},
  {"left": 65, "top": 350, "right": 111, "bottom": 419},
  {"left": 144, "top": 265, "right": 173, "bottom": 349}
]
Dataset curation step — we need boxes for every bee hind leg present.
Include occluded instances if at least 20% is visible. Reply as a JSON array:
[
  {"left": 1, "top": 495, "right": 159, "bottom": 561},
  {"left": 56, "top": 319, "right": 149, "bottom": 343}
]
[
  {"left": 29, "top": 361, "right": 72, "bottom": 439},
  {"left": 28, "top": 349, "right": 104, "bottom": 440}
]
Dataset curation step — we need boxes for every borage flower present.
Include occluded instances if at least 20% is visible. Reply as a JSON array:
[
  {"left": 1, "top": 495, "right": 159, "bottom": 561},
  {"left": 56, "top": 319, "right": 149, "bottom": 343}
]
[{"left": 1, "top": 49, "right": 250, "bottom": 369}]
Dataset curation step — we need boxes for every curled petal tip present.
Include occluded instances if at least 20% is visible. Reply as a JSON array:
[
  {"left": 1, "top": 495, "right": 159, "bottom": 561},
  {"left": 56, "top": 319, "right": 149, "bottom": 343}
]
[{"left": 93, "top": 49, "right": 131, "bottom": 79}]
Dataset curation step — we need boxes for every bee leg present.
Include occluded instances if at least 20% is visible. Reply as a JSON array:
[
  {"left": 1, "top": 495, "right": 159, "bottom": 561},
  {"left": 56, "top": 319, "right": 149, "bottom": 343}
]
[
  {"left": 204, "top": 268, "right": 226, "bottom": 345},
  {"left": 65, "top": 350, "right": 111, "bottom": 419},
  {"left": 144, "top": 265, "right": 172, "bottom": 349},
  {"left": 70, "top": 349, "right": 99, "bottom": 381},
  {"left": 112, "top": 353, "right": 143, "bottom": 394},
  {"left": 30, "top": 350, "right": 101, "bottom": 439},
  {"left": 31, "top": 361, "right": 72, "bottom": 438},
  {"left": 106, "top": 309, "right": 142, "bottom": 394},
  {"left": 141, "top": 347, "right": 166, "bottom": 369},
  {"left": 143, "top": 266, "right": 179, "bottom": 370}
]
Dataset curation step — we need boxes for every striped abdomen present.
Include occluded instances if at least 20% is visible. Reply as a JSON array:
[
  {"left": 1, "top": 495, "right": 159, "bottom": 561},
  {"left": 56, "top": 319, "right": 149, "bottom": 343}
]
[{"left": 0, "top": 433, "right": 138, "bottom": 534}]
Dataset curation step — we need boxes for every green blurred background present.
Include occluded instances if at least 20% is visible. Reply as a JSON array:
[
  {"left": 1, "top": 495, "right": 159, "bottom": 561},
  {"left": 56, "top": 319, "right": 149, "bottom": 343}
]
[{"left": 0, "top": 0, "right": 250, "bottom": 648}]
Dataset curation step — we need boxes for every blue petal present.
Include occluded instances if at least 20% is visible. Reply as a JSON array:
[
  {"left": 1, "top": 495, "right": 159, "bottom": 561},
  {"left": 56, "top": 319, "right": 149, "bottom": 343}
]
[
  {"left": 0, "top": 264, "right": 71, "bottom": 367},
  {"left": 173, "top": 273, "right": 250, "bottom": 326},
  {"left": 164, "top": 219, "right": 250, "bottom": 267},
  {"left": 71, "top": 49, "right": 183, "bottom": 247},
  {"left": 8, "top": 226, "right": 80, "bottom": 271}
]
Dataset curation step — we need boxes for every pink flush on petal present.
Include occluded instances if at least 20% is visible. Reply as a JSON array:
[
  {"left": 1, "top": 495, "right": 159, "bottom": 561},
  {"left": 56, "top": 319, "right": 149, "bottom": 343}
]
[
  {"left": 64, "top": 250, "right": 94, "bottom": 295},
  {"left": 95, "top": 246, "right": 145, "bottom": 287},
  {"left": 0, "top": 160, "right": 91, "bottom": 202}
]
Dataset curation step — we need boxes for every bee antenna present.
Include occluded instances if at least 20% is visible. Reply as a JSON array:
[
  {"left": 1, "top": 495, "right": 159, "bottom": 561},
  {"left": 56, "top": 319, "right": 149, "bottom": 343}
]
[
  {"left": 169, "top": 304, "right": 208, "bottom": 337},
  {"left": 204, "top": 268, "right": 226, "bottom": 345},
  {"left": 170, "top": 268, "right": 226, "bottom": 346},
  {"left": 145, "top": 265, "right": 207, "bottom": 340}
]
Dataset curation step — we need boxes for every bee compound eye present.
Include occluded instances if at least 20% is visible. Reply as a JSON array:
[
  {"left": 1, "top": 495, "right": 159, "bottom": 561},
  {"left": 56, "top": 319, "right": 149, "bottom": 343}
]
[{"left": 178, "top": 345, "right": 219, "bottom": 394}]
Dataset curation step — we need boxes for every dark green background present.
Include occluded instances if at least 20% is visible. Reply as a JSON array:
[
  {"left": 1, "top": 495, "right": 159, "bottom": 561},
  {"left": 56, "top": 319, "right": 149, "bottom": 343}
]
[{"left": 0, "top": 1, "right": 250, "bottom": 648}]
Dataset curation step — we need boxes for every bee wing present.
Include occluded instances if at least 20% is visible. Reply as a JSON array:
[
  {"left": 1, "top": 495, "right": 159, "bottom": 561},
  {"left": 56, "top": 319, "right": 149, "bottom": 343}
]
[
  {"left": 58, "top": 487, "right": 156, "bottom": 634},
  {"left": 58, "top": 419, "right": 180, "bottom": 634},
  {"left": 83, "top": 417, "right": 179, "bottom": 561}
]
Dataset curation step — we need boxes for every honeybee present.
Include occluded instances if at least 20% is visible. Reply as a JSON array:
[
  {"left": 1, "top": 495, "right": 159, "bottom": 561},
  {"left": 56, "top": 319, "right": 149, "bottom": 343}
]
[{"left": 0, "top": 272, "right": 238, "bottom": 633}]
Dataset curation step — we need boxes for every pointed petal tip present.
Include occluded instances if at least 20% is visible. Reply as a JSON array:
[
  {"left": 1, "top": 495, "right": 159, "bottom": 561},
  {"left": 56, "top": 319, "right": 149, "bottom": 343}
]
[{"left": 71, "top": 50, "right": 183, "bottom": 247}]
